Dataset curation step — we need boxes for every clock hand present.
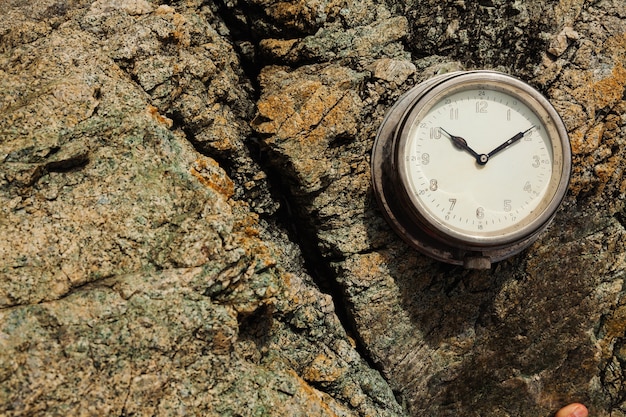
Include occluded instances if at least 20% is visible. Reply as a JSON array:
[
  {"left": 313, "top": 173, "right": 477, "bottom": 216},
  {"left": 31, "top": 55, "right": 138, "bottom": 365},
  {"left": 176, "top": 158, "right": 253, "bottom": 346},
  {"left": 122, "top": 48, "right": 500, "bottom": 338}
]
[
  {"left": 439, "top": 128, "right": 489, "bottom": 165},
  {"left": 486, "top": 126, "right": 536, "bottom": 159}
]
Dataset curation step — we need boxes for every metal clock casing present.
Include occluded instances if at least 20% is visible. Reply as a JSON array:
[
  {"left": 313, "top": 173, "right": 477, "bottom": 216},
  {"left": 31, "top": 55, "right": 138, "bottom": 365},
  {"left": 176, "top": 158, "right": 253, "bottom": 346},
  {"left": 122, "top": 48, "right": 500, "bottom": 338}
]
[{"left": 371, "top": 70, "right": 571, "bottom": 269}]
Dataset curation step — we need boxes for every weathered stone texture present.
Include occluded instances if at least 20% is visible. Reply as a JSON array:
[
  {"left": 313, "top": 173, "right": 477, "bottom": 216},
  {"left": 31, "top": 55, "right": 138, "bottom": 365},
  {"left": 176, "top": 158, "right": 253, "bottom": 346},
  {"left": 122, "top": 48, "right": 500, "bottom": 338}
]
[
  {"left": 248, "top": 0, "right": 626, "bottom": 416},
  {"left": 0, "top": 1, "right": 401, "bottom": 416},
  {"left": 2, "top": 0, "right": 626, "bottom": 416}
]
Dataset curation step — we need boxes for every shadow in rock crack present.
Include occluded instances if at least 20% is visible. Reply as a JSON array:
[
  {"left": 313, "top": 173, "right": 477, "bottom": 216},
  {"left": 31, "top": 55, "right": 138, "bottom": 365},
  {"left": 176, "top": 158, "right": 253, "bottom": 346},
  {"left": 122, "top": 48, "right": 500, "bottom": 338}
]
[
  {"left": 248, "top": 139, "right": 390, "bottom": 378},
  {"left": 207, "top": 1, "right": 393, "bottom": 375}
]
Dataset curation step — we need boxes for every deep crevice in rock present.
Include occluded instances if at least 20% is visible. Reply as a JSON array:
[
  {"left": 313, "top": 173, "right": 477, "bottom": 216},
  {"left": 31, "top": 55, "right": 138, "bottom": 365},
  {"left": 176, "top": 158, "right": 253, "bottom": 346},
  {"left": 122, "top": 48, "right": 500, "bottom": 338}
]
[
  {"left": 246, "top": 137, "right": 392, "bottom": 382},
  {"left": 210, "top": 0, "right": 409, "bottom": 403},
  {"left": 211, "top": 0, "right": 266, "bottom": 99},
  {"left": 614, "top": 210, "right": 626, "bottom": 231}
]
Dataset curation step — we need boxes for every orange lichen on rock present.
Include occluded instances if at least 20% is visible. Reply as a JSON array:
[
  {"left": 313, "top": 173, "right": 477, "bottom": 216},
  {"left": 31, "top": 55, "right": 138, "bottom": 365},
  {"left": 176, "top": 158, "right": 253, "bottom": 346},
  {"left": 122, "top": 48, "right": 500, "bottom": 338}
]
[
  {"left": 254, "top": 80, "right": 327, "bottom": 139},
  {"left": 302, "top": 353, "right": 347, "bottom": 383},
  {"left": 233, "top": 206, "right": 261, "bottom": 238},
  {"left": 253, "top": 65, "right": 362, "bottom": 144},
  {"left": 147, "top": 104, "right": 173, "bottom": 128},
  {"left": 568, "top": 63, "right": 626, "bottom": 155},
  {"left": 190, "top": 157, "right": 235, "bottom": 198},
  {"left": 569, "top": 122, "right": 605, "bottom": 155},
  {"left": 589, "top": 63, "right": 626, "bottom": 110},
  {"left": 259, "top": 38, "right": 299, "bottom": 60},
  {"left": 252, "top": 65, "right": 363, "bottom": 192}
]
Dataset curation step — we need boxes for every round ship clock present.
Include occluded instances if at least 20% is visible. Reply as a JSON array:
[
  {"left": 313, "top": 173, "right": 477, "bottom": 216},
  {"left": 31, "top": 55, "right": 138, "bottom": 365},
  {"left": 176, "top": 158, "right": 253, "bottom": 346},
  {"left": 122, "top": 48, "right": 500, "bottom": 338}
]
[{"left": 371, "top": 70, "right": 571, "bottom": 269}]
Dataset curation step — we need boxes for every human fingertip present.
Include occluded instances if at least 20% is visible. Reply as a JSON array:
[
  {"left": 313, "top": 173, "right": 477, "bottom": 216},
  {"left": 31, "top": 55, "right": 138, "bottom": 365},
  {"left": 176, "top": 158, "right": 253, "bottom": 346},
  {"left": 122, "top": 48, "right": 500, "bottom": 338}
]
[
  {"left": 570, "top": 404, "right": 588, "bottom": 417},
  {"left": 555, "top": 403, "right": 588, "bottom": 417}
]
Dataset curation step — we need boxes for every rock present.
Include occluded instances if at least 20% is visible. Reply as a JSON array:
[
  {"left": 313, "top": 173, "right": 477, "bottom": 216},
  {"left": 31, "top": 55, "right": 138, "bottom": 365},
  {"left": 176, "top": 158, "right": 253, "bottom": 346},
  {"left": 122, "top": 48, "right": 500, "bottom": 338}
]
[
  {"left": 548, "top": 26, "right": 580, "bottom": 57},
  {"left": 259, "top": 16, "right": 410, "bottom": 65},
  {"left": 2, "top": 0, "right": 626, "bottom": 416},
  {"left": 248, "top": 0, "right": 626, "bottom": 416},
  {"left": 0, "top": 1, "right": 402, "bottom": 416},
  {"left": 369, "top": 58, "right": 417, "bottom": 86}
]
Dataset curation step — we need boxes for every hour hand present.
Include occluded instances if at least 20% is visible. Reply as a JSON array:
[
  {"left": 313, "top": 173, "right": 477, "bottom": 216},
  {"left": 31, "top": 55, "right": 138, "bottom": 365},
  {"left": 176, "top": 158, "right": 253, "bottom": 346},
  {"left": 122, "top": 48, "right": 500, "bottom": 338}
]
[{"left": 439, "top": 128, "right": 488, "bottom": 164}]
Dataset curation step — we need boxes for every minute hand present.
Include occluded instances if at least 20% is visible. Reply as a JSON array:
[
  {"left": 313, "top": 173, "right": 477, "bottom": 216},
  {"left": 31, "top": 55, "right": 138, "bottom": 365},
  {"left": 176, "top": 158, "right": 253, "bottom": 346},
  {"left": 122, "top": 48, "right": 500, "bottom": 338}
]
[{"left": 487, "top": 126, "right": 535, "bottom": 159}]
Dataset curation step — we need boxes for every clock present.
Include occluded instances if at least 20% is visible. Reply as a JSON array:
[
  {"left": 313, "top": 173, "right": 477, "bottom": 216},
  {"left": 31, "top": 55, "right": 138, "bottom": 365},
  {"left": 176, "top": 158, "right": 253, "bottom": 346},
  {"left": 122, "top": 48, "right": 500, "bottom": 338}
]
[{"left": 371, "top": 70, "right": 571, "bottom": 269}]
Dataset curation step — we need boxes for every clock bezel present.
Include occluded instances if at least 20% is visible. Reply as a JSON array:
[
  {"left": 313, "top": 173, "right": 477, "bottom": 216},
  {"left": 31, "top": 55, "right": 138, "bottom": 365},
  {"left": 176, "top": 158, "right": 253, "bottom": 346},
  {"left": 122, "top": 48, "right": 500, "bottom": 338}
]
[
  {"left": 371, "top": 70, "right": 572, "bottom": 267},
  {"left": 394, "top": 71, "right": 570, "bottom": 249}
]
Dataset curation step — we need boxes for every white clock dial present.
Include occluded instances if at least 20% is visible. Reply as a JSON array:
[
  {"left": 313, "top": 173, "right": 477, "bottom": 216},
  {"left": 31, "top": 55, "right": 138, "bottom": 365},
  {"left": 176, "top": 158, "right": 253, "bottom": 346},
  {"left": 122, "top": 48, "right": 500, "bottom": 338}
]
[
  {"left": 400, "top": 86, "right": 558, "bottom": 244},
  {"left": 371, "top": 70, "right": 571, "bottom": 267}
]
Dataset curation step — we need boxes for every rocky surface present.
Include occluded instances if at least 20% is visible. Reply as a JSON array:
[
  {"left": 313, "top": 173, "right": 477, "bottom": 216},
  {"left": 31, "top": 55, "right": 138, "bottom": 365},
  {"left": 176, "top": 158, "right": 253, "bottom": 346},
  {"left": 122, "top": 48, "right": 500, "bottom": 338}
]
[
  {"left": 1, "top": 0, "right": 626, "bottom": 416},
  {"left": 0, "top": 1, "right": 401, "bottom": 415}
]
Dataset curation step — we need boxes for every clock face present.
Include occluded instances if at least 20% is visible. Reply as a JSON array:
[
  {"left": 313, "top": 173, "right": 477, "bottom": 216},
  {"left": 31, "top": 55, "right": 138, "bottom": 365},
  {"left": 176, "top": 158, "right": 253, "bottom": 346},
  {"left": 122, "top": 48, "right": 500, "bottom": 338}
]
[
  {"left": 397, "top": 81, "right": 566, "bottom": 246},
  {"left": 371, "top": 70, "right": 571, "bottom": 266}
]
